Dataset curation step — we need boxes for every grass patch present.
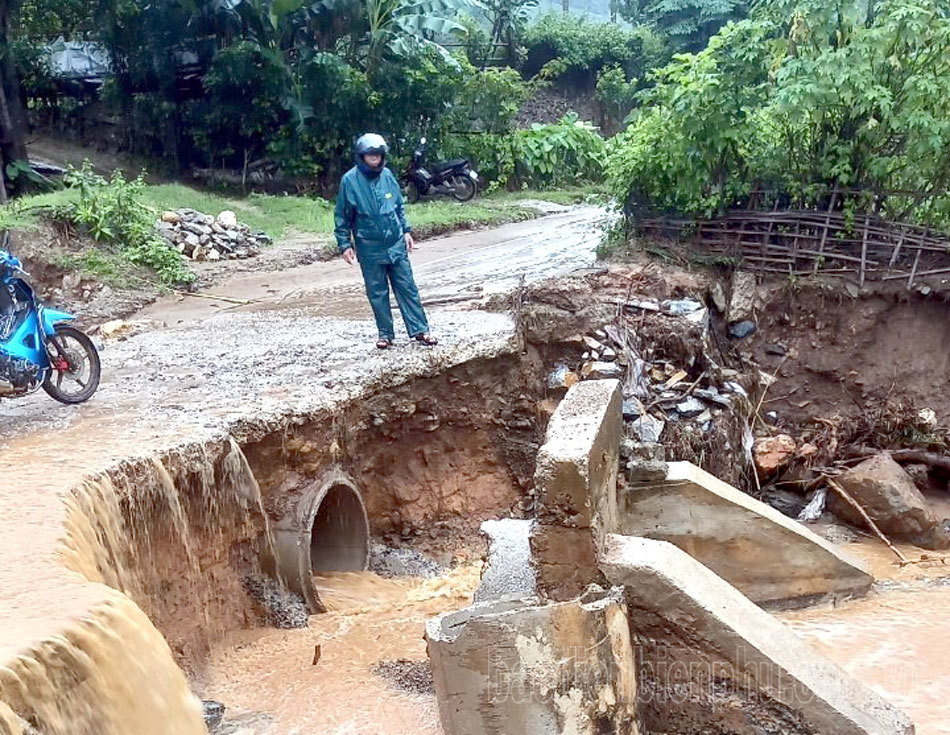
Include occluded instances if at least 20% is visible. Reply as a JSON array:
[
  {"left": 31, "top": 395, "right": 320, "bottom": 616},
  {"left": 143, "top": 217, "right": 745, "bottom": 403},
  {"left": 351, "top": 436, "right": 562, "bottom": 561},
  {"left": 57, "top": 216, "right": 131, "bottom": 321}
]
[
  {"left": 142, "top": 185, "right": 335, "bottom": 239},
  {"left": 48, "top": 247, "right": 148, "bottom": 290},
  {"left": 488, "top": 185, "right": 608, "bottom": 206},
  {"left": 408, "top": 198, "right": 535, "bottom": 237}
]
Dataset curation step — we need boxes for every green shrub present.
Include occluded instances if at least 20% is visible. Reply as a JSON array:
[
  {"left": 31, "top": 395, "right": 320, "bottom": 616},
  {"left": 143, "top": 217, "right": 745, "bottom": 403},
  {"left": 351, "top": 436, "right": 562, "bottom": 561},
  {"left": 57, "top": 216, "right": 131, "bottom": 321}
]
[
  {"left": 523, "top": 14, "right": 667, "bottom": 88},
  {"left": 60, "top": 163, "right": 193, "bottom": 286},
  {"left": 515, "top": 114, "right": 605, "bottom": 187},
  {"left": 595, "top": 64, "right": 638, "bottom": 132},
  {"left": 441, "top": 133, "right": 517, "bottom": 191},
  {"left": 445, "top": 62, "right": 531, "bottom": 134}
]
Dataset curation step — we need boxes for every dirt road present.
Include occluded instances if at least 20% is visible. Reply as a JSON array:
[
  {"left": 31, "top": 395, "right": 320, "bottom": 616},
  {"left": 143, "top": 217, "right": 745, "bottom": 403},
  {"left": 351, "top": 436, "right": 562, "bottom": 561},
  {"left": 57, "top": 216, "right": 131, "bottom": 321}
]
[
  {"left": 0, "top": 205, "right": 608, "bottom": 445},
  {"left": 141, "top": 204, "right": 608, "bottom": 324}
]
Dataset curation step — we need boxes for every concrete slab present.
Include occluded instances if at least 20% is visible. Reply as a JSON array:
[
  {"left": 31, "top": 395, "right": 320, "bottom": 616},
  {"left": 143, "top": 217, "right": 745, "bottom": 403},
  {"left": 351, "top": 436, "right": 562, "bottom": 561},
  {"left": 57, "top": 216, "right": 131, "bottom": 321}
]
[
  {"left": 619, "top": 461, "right": 873, "bottom": 606},
  {"left": 531, "top": 379, "right": 622, "bottom": 599},
  {"left": 426, "top": 588, "right": 639, "bottom": 735},
  {"left": 600, "top": 535, "right": 914, "bottom": 735},
  {"left": 475, "top": 519, "right": 537, "bottom": 603}
]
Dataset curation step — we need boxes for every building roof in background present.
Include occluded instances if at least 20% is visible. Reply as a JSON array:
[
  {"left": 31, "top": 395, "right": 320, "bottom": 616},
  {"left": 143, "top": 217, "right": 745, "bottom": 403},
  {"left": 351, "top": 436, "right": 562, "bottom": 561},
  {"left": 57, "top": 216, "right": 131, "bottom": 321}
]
[{"left": 47, "top": 38, "right": 111, "bottom": 81}]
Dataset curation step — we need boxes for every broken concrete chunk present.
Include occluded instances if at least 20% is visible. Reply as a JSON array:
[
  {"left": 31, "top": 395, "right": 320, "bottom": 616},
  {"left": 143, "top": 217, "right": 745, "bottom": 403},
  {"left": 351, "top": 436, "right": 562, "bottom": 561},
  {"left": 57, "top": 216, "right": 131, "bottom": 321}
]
[
  {"left": 600, "top": 345, "right": 617, "bottom": 361},
  {"left": 831, "top": 452, "right": 950, "bottom": 549},
  {"left": 621, "top": 397, "right": 644, "bottom": 420},
  {"left": 627, "top": 298, "right": 660, "bottom": 312},
  {"left": 621, "top": 440, "right": 665, "bottom": 463},
  {"left": 625, "top": 458, "right": 668, "bottom": 483},
  {"left": 581, "top": 361, "right": 623, "bottom": 380},
  {"left": 728, "top": 269, "right": 757, "bottom": 323},
  {"left": 661, "top": 298, "right": 703, "bottom": 316},
  {"left": 599, "top": 535, "right": 912, "bottom": 735},
  {"left": 616, "top": 462, "right": 873, "bottom": 605},
  {"left": 426, "top": 588, "right": 638, "bottom": 735},
  {"left": 582, "top": 335, "right": 603, "bottom": 352},
  {"left": 532, "top": 379, "right": 621, "bottom": 598},
  {"left": 709, "top": 281, "right": 728, "bottom": 313}
]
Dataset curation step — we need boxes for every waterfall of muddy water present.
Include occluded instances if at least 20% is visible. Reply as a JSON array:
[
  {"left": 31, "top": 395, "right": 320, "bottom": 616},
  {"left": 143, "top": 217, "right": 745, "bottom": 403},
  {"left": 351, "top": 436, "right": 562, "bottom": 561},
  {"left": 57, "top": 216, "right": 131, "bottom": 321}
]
[
  {"left": 0, "top": 590, "right": 204, "bottom": 735},
  {"left": 202, "top": 565, "right": 482, "bottom": 734},
  {"left": 59, "top": 438, "right": 277, "bottom": 670},
  {"left": 783, "top": 537, "right": 950, "bottom": 735}
]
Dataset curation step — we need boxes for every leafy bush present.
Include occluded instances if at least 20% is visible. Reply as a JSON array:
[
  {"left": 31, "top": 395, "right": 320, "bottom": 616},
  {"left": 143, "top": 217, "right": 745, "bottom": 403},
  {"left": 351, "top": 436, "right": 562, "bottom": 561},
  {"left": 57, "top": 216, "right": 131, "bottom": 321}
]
[
  {"left": 515, "top": 114, "right": 606, "bottom": 187},
  {"left": 445, "top": 62, "right": 531, "bottom": 134},
  {"left": 60, "top": 163, "right": 193, "bottom": 286},
  {"left": 12, "top": 39, "right": 58, "bottom": 118},
  {"left": 595, "top": 64, "right": 638, "bottom": 133},
  {"left": 441, "top": 133, "right": 517, "bottom": 191},
  {"left": 608, "top": 0, "right": 950, "bottom": 230},
  {"left": 623, "top": 0, "right": 747, "bottom": 53},
  {"left": 522, "top": 13, "right": 667, "bottom": 88}
]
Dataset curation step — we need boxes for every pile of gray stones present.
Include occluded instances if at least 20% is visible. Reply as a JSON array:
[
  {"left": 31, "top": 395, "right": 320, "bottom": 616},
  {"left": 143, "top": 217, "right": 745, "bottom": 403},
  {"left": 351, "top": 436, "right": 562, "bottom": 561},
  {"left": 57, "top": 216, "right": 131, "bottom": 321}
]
[{"left": 155, "top": 209, "right": 271, "bottom": 262}]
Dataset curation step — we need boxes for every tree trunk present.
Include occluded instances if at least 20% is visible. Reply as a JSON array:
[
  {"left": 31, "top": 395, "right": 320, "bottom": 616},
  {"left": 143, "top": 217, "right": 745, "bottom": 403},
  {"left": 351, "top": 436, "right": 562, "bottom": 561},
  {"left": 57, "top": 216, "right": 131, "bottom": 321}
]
[
  {"left": 610, "top": 0, "right": 618, "bottom": 22},
  {"left": 562, "top": 0, "right": 569, "bottom": 13},
  {"left": 0, "top": 0, "right": 30, "bottom": 199}
]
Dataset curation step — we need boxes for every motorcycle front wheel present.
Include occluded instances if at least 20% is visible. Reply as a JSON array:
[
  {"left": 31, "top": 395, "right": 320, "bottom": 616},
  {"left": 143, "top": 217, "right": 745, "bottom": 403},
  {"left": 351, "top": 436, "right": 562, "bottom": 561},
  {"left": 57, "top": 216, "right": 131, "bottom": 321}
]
[
  {"left": 42, "top": 325, "right": 101, "bottom": 404},
  {"left": 449, "top": 174, "right": 476, "bottom": 202}
]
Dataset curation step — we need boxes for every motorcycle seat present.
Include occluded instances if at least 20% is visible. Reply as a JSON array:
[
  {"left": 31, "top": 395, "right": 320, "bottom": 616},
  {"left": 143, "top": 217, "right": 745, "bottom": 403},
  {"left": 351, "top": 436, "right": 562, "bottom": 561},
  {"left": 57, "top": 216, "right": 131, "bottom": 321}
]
[{"left": 434, "top": 158, "right": 468, "bottom": 173}]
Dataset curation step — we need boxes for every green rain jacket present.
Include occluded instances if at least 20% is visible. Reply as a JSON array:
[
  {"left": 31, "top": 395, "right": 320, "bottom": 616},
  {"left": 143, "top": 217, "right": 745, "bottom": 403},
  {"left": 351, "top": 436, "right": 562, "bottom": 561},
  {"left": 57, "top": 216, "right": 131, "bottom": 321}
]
[{"left": 334, "top": 166, "right": 412, "bottom": 262}]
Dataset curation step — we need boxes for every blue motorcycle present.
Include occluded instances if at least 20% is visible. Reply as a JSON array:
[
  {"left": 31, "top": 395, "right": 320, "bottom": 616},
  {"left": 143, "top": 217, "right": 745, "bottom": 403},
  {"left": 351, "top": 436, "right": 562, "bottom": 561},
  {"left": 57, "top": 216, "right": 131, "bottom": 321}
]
[{"left": 0, "top": 236, "right": 101, "bottom": 404}]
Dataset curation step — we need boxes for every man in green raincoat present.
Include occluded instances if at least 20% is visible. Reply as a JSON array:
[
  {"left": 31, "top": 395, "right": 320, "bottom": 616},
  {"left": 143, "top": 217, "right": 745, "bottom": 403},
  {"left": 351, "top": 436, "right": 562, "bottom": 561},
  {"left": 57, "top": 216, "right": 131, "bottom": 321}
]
[{"left": 335, "top": 133, "right": 438, "bottom": 349}]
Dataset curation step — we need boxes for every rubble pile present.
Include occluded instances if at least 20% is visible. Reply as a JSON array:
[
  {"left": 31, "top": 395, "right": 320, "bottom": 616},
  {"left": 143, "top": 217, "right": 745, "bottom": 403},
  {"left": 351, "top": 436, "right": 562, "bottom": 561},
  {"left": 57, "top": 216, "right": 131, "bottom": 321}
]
[
  {"left": 546, "top": 297, "right": 751, "bottom": 486},
  {"left": 155, "top": 209, "right": 271, "bottom": 262}
]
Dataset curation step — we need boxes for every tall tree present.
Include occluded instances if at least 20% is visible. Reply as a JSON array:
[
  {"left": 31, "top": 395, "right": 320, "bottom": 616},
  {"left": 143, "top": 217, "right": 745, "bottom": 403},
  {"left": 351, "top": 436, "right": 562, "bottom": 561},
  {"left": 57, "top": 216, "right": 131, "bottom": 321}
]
[{"left": 0, "top": 0, "right": 30, "bottom": 201}]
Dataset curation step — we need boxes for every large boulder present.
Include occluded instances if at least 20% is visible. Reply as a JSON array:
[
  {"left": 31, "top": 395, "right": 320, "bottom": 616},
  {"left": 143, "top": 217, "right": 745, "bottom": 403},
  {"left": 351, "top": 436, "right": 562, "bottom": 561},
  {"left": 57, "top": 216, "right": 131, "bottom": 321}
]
[{"left": 831, "top": 452, "right": 950, "bottom": 549}]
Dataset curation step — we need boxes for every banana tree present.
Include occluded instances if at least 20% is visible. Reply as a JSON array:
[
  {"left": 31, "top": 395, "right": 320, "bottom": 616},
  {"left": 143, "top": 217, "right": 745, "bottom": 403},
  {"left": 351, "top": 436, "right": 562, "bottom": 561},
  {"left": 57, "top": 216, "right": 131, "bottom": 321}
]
[{"left": 364, "top": 0, "right": 481, "bottom": 70}]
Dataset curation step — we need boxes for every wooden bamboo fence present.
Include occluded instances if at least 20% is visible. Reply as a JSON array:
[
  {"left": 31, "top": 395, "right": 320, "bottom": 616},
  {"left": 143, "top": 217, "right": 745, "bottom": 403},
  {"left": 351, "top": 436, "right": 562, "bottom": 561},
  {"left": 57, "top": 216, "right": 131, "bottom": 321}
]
[{"left": 637, "top": 198, "right": 950, "bottom": 288}]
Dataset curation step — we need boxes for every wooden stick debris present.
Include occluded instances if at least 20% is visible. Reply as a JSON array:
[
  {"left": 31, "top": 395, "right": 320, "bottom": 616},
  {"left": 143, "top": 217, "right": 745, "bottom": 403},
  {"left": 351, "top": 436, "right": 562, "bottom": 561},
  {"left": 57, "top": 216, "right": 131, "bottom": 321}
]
[
  {"left": 824, "top": 476, "right": 908, "bottom": 563},
  {"left": 173, "top": 290, "right": 256, "bottom": 306}
]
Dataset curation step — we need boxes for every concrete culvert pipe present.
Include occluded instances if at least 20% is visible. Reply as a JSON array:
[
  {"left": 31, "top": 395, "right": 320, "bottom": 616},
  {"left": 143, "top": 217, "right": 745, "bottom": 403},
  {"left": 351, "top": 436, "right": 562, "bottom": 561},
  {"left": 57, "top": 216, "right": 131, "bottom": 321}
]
[{"left": 272, "top": 470, "right": 370, "bottom": 613}]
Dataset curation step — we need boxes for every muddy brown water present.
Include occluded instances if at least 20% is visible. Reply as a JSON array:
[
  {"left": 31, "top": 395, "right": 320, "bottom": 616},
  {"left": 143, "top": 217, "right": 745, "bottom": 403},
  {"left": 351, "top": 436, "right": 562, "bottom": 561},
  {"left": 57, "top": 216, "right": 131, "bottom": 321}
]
[
  {"left": 201, "top": 567, "right": 482, "bottom": 734},
  {"left": 784, "top": 538, "right": 950, "bottom": 735},
  {"left": 201, "top": 540, "right": 950, "bottom": 735}
]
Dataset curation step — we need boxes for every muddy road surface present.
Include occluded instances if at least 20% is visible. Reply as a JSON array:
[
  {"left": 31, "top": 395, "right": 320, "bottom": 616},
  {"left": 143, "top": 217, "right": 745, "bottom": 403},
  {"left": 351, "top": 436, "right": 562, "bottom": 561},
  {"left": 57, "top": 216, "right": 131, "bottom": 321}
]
[
  {"left": 0, "top": 205, "right": 608, "bottom": 445},
  {"left": 140, "top": 205, "right": 608, "bottom": 324}
]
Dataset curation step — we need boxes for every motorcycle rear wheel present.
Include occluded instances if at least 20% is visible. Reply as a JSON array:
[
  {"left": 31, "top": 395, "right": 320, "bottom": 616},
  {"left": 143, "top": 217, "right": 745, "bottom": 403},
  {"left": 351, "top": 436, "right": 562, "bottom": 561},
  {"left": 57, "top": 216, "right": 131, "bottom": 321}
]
[
  {"left": 42, "top": 325, "right": 101, "bottom": 404},
  {"left": 450, "top": 174, "right": 476, "bottom": 202},
  {"left": 404, "top": 181, "right": 422, "bottom": 203}
]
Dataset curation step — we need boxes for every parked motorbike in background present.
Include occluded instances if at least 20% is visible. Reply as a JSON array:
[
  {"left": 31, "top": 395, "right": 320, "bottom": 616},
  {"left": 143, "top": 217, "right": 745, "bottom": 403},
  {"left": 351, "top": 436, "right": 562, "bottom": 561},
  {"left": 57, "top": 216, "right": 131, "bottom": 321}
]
[
  {"left": 0, "top": 233, "right": 101, "bottom": 404},
  {"left": 400, "top": 137, "right": 478, "bottom": 203}
]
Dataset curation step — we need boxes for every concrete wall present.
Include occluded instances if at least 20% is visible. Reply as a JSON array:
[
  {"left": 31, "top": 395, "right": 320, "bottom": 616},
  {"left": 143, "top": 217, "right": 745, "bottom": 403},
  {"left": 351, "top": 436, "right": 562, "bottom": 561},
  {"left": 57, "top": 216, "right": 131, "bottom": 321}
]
[
  {"left": 426, "top": 588, "right": 639, "bottom": 735},
  {"left": 619, "top": 461, "right": 873, "bottom": 606},
  {"left": 599, "top": 535, "right": 913, "bottom": 735},
  {"left": 531, "top": 379, "right": 622, "bottom": 599}
]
